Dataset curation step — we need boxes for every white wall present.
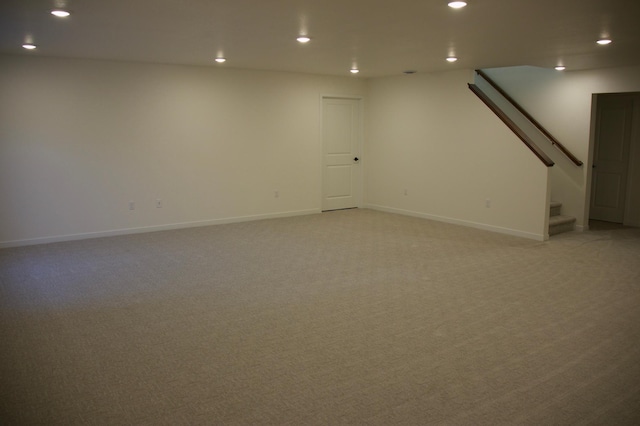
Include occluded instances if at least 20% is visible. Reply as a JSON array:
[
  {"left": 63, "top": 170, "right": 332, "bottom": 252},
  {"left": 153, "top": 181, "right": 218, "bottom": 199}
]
[
  {"left": 0, "top": 55, "right": 365, "bottom": 247},
  {"left": 483, "top": 65, "right": 640, "bottom": 228},
  {"left": 5, "top": 54, "right": 636, "bottom": 247},
  {"left": 365, "top": 70, "right": 550, "bottom": 240}
]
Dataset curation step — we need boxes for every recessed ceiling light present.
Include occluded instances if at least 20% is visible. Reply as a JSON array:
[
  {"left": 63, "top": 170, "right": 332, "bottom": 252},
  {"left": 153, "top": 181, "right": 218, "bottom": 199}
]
[
  {"left": 448, "top": 1, "right": 467, "bottom": 9},
  {"left": 350, "top": 69, "right": 360, "bottom": 74},
  {"left": 446, "top": 56, "right": 458, "bottom": 62},
  {"left": 215, "top": 57, "right": 226, "bottom": 63},
  {"left": 51, "top": 9, "right": 71, "bottom": 18},
  {"left": 22, "top": 43, "right": 37, "bottom": 50},
  {"left": 296, "top": 36, "right": 311, "bottom": 43},
  {"left": 555, "top": 66, "right": 566, "bottom": 71},
  {"left": 596, "top": 39, "right": 612, "bottom": 45}
]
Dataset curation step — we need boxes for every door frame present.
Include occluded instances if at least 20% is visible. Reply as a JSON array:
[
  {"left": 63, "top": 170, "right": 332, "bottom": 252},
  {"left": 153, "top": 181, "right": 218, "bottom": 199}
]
[
  {"left": 586, "top": 92, "right": 640, "bottom": 227},
  {"left": 319, "top": 94, "right": 365, "bottom": 211}
]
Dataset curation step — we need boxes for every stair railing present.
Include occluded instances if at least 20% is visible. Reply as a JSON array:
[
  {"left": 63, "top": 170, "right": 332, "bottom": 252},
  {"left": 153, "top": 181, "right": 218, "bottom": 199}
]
[
  {"left": 475, "top": 69, "right": 583, "bottom": 166},
  {"left": 468, "top": 83, "right": 554, "bottom": 167}
]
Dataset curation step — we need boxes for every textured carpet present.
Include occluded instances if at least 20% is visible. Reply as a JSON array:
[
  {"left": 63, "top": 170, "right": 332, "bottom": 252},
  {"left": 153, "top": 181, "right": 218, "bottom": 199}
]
[{"left": 1, "top": 209, "right": 639, "bottom": 425}]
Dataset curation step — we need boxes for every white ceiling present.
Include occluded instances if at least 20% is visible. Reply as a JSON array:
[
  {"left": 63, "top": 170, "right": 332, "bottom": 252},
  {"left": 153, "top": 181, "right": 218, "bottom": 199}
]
[{"left": 2, "top": 0, "right": 639, "bottom": 77}]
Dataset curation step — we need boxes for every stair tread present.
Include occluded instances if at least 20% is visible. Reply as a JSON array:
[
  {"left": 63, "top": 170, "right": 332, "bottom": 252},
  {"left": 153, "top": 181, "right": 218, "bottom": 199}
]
[
  {"left": 549, "top": 215, "right": 576, "bottom": 226},
  {"left": 549, "top": 201, "right": 563, "bottom": 217}
]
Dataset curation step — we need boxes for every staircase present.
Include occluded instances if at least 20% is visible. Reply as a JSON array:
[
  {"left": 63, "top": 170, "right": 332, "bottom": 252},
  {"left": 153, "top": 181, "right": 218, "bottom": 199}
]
[
  {"left": 469, "top": 71, "right": 584, "bottom": 240},
  {"left": 549, "top": 201, "right": 576, "bottom": 236}
]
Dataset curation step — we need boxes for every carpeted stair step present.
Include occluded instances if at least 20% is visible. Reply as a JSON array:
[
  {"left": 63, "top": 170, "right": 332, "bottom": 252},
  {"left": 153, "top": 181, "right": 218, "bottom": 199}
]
[
  {"left": 549, "top": 214, "right": 576, "bottom": 235},
  {"left": 550, "top": 201, "right": 562, "bottom": 217}
]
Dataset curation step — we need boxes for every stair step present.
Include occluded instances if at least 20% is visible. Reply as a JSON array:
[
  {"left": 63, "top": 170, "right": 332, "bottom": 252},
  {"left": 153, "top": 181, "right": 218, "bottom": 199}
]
[
  {"left": 550, "top": 201, "right": 562, "bottom": 217},
  {"left": 549, "top": 215, "right": 576, "bottom": 235}
]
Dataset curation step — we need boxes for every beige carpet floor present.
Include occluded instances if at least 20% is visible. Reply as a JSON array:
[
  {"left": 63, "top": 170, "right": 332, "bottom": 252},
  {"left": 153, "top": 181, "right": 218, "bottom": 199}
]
[{"left": 1, "top": 209, "right": 639, "bottom": 425}]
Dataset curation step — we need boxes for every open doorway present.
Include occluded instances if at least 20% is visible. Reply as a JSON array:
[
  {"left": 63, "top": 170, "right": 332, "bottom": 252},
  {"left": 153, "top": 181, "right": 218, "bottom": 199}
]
[{"left": 589, "top": 92, "right": 640, "bottom": 227}]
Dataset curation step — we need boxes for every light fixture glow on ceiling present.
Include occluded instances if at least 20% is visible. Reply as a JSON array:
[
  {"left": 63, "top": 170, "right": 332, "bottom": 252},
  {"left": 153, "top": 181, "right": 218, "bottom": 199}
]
[
  {"left": 448, "top": 1, "right": 467, "bottom": 9},
  {"left": 350, "top": 69, "right": 360, "bottom": 74},
  {"left": 596, "top": 39, "right": 612, "bottom": 45},
  {"left": 446, "top": 56, "right": 458, "bottom": 62},
  {"left": 22, "top": 43, "right": 37, "bottom": 50},
  {"left": 51, "top": 9, "right": 71, "bottom": 17},
  {"left": 215, "top": 57, "right": 226, "bottom": 63},
  {"left": 555, "top": 66, "right": 566, "bottom": 71},
  {"left": 296, "top": 36, "right": 311, "bottom": 43}
]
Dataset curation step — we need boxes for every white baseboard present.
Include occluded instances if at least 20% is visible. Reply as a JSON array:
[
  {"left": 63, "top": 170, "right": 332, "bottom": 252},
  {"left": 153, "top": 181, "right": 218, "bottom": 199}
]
[
  {"left": 0, "top": 209, "right": 321, "bottom": 249},
  {"left": 365, "top": 204, "right": 547, "bottom": 241}
]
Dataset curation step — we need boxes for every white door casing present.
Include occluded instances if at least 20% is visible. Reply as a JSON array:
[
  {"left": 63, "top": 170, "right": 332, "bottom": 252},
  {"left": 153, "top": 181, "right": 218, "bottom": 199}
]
[{"left": 322, "top": 97, "right": 362, "bottom": 211}]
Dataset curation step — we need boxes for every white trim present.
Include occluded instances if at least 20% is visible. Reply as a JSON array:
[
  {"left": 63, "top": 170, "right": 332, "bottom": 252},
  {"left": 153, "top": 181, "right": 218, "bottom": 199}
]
[
  {"left": 365, "top": 204, "right": 548, "bottom": 241},
  {"left": 0, "top": 209, "right": 320, "bottom": 248}
]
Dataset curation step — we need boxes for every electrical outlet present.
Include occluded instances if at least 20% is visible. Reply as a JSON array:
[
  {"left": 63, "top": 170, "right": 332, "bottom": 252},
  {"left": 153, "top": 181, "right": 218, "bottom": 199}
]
[
  {"left": 274, "top": 191, "right": 279, "bottom": 198},
  {"left": 129, "top": 201, "right": 135, "bottom": 211},
  {"left": 404, "top": 189, "right": 408, "bottom": 196},
  {"left": 156, "top": 199, "right": 163, "bottom": 208},
  {"left": 485, "top": 198, "right": 491, "bottom": 208}
]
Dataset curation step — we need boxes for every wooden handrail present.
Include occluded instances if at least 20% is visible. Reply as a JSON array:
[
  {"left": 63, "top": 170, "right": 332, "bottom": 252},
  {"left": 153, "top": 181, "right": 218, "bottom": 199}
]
[
  {"left": 475, "top": 69, "right": 583, "bottom": 166},
  {"left": 468, "top": 84, "right": 554, "bottom": 167}
]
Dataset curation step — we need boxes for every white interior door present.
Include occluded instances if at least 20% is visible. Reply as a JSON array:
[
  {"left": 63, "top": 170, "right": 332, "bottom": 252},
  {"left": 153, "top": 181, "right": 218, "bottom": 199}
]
[
  {"left": 590, "top": 95, "right": 634, "bottom": 223},
  {"left": 322, "top": 97, "right": 362, "bottom": 211}
]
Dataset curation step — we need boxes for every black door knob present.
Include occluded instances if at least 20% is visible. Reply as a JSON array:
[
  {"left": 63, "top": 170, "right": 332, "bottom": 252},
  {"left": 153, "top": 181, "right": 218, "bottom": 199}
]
[{"left": 354, "top": 157, "right": 359, "bottom": 162}]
